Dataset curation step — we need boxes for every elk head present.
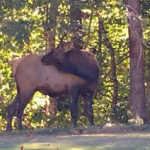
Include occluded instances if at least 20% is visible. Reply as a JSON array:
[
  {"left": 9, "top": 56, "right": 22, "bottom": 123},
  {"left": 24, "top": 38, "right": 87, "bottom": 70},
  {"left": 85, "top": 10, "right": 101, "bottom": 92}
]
[{"left": 42, "top": 41, "right": 74, "bottom": 65}]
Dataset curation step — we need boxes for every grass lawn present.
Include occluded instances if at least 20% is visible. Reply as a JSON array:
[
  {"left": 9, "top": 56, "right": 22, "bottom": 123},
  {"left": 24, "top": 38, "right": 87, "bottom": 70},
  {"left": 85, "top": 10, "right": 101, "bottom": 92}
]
[{"left": 1, "top": 126, "right": 150, "bottom": 150}]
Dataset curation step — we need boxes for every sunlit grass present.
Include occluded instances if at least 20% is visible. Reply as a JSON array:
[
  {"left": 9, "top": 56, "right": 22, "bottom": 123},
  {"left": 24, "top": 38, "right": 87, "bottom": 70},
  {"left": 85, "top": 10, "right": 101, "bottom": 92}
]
[
  {"left": 1, "top": 125, "right": 150, "bottom": 150},
  {"left": 1, "top": 133, "right": 150, "bottom": 150}
]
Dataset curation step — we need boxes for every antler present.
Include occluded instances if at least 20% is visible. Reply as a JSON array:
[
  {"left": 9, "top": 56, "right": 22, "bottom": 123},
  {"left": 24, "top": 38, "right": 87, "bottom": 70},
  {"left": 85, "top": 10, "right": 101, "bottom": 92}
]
[{"left": 58, "top": 28, "right": 73, "bottom": 47}]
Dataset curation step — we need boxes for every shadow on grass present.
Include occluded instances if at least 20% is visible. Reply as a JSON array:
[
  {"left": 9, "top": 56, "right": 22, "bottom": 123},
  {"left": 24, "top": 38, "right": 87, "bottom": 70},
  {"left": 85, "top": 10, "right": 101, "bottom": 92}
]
[
  {"left": 0, "top": 133, "right": 150, "bottom": 150},
  {"left": 1, "top": 125, "right": 150, "bottom": 150}
]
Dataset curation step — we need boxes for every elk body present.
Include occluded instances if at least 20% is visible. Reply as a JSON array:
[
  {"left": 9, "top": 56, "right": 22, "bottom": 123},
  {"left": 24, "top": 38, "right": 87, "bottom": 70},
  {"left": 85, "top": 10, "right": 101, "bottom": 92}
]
[
  {"left": 7, "top": 49, "right": 99, "bottom": 131},
  {"left": 42, "top": 42, "right": 99, "bottom": 83}
]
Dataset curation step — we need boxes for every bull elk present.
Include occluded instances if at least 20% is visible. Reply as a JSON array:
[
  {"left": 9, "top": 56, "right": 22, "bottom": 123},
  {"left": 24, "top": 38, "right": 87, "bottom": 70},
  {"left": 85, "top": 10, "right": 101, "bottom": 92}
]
[{"left": 7, "top": 42, "right": 99, "bottom": 131}]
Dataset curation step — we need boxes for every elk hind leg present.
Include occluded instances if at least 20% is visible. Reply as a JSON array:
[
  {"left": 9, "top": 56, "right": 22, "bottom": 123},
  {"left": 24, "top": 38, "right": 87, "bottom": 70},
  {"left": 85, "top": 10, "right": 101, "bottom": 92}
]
[
  {"left": 16, "top": 92, "right": 34, "bottom": 130},
  {"left": 70, "top": 90, "right": 79, "bottom": 127},
  {"left": 6, "top": 94, "right": 20, "bottom": 131}
]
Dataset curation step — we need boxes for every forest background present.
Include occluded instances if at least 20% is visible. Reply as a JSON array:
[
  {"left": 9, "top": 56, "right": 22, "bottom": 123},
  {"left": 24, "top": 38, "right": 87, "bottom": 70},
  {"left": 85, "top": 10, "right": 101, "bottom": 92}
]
[{"left": 0, "top": 0, "right": 149, "bottom": 131}]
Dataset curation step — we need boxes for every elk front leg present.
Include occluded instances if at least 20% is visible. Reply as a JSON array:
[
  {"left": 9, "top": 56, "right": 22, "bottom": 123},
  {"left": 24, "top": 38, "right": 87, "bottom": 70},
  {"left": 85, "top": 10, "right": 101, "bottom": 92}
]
[{"left": 83, "top": 92, "right": 94, "bottom": 126}]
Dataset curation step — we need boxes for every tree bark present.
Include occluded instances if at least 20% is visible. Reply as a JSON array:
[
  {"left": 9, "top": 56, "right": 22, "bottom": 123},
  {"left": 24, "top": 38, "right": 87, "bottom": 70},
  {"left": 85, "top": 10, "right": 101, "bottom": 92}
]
[
  {"left": 146, "top": 49, "right": 150, "bottom": 118},
  {"left": 45, "top": 1, "right": 59, "bottom": 52},
  {"left": 127, "top": 0, "right": 149, "bottom": 123},
  {"left": 70, "top": 0, "right": 82, "bottom": 49},
  {"left": 99, "top": 20, "right": 118, "bottom": 112}
]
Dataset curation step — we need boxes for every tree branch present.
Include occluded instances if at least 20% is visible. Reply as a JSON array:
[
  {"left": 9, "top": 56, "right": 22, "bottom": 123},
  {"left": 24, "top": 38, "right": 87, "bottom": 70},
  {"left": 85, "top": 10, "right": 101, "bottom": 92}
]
[{"left": 99, "top": 20, "right": 118, "bottom": 111}]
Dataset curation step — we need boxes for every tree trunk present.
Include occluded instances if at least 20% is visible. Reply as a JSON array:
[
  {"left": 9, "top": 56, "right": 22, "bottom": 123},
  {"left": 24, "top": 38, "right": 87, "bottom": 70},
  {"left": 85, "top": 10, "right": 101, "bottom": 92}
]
[
  {"left": 45, "top": 1, "right": 60, "bottom": 52},
  {"left": 70, "top": 0, "right": 82, "bottom": 49},
  {"left": 99, "top": 20, "right": 118, "bottom": 112},
  {"left": 146, "top": 50, "right": 150, "bottom": 118},
  {"left": 128, "top": 0, "right": 149, "bottom": 123}
]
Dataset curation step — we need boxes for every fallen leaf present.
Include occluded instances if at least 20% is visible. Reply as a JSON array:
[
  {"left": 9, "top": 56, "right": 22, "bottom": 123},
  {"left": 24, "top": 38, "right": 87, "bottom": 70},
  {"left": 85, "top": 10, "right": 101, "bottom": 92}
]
[
  {"left": 27, "top": 132, "right": 34, "bottom": 139},
  {"left": 20, "top": 145, "right": 24, "bottom": 150}
]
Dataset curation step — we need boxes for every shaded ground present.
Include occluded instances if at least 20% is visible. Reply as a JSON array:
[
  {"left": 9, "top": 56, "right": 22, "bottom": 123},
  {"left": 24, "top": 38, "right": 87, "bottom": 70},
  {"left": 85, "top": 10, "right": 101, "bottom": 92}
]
[{"left": 1, "top": 125, "right": 150, "bottom": 150}]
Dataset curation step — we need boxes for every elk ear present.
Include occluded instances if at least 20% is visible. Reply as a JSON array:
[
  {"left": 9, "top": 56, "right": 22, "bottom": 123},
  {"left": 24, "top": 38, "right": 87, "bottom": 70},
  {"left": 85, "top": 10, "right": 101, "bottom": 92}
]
[{"left": 63, "top": 41, "right": 74, "bottom": 53}]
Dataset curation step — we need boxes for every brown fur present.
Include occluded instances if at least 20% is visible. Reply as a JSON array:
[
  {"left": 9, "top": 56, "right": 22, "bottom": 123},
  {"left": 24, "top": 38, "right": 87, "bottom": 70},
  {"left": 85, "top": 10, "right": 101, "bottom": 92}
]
[
  {"left": 14, "top": 54, "right": 86, "bottom": 97},
  {"left": 7, "top": 53, "right": 96, "bottom": 131},
  {"left": 42, "top": 42, "right": 100, "bottom": 82},
  {"left": 8, "top": 57, "right": 22, "bottom": 77}
]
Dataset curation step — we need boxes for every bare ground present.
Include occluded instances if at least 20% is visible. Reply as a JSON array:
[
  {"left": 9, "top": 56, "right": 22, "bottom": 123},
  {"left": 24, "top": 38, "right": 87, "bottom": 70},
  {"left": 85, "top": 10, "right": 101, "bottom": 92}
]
[{"left": 1, "top": 125, "right": 150, "bottom": 150}]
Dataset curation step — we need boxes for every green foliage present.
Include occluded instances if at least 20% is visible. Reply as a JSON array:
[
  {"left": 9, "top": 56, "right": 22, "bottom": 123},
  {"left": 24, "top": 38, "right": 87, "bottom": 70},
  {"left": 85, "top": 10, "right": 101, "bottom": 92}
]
[
  {"left": 1, "top": 20, "right": 32, "bottom": 45},
  {"left": 141, "top": 0, "right": 150, "bottom": 17},
  {"left": 0, "top": 0, "right": 149, "bottom": 131}
]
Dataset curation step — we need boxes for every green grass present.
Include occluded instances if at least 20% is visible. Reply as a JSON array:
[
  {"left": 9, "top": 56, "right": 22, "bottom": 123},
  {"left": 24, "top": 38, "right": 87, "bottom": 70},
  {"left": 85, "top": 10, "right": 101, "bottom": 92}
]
[
  {"left": 1, "top": 125, "right": 150, "bottom": 150},
  {"left": 1, "top": 133, "right": 150, "bottom": 150}
]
